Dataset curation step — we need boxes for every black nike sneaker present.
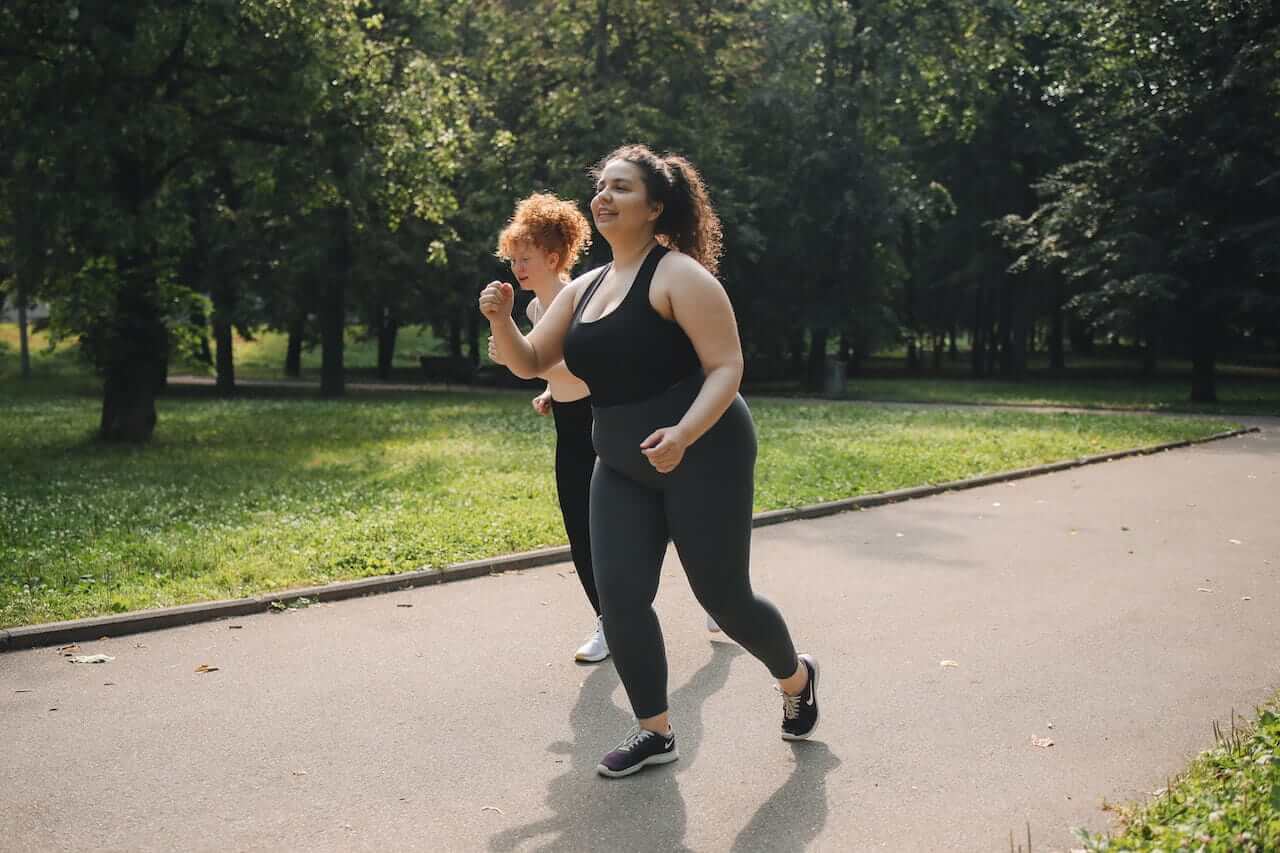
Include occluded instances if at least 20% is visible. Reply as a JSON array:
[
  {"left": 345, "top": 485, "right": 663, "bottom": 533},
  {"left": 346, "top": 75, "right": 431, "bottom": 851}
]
[
  {"left": 781, "top": 654, "right": 820, "bottom": 740},
  {"left": 596, "top": 726, "right": 679, "bottom": 778}
]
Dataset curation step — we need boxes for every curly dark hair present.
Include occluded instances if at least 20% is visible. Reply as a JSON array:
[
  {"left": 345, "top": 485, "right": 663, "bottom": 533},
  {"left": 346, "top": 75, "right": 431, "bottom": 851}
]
[
  {"left": 591, "top": 144, "right": 723, "bottom": 277},
  {"left": 496, "top": 193, "right": 592, "bottom": 276}
]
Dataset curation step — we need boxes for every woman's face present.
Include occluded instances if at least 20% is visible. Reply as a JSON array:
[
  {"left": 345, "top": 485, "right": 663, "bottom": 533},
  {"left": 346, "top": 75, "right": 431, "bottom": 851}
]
[
  {"left": 509, "top": 241, "right": 559, "bottom": 289},
  {"left": 591, "top": 159, "right": 661, "bottom": 239}
]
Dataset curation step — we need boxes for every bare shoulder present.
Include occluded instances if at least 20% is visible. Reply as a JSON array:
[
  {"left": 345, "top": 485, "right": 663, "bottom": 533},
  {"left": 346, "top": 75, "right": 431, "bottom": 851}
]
[{"left": 654, "top": 250, "right": 723, "bottom": 301}]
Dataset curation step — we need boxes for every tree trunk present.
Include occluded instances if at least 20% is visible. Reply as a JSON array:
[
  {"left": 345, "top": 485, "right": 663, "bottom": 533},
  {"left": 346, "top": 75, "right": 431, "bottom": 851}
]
[
  {"left": 1048, "top": 293, "right": 1065, "bottom": 370},
  {"left": 376, "top": 307, "right": 399, "bottom": 380},
  {"left": 1068, "top": 314, "right": 1094, "bottom": 355},
  {"left": 948, "top": 325, "right": 958, "bottom": 362},
  {"left": 805, "top": 326, "right": 829, "bottom": 392},
  {"left": 101, "top": 366, "right": 159, "bottom": 442},
  {"left": 213, "top": 315, "right": 235, "bottom": 395},
  {"left": 901, "top": 222, "right": 918, "bottom": 373},
  {"left": 320, "top": 206, "right": 349, "bottom": 398},
  {"left": 1008, "top": 289, "right": 1030, "bottom": 380},
  {"left": 932, "top": 336, "right": 943, "bottom": 372},
  {"left": 466, "top": 308, "right": 480, "bottom": 368},
  {"left": 1141, "top": 334, "right": 1157, "bottom": 379},
  {"left": 17, "top": 297, "right": 30, "bottom": 380},
  {"left": 154, "top": 346, "right": 169, "bottom": 394},
  {"left": 970, "top": 290, "right": 987, "bottom": 378},
  {"left": 99, "top": 284, "right": 165, "bottom": 443},
  {"left": 285, "top": 310, "right": 304, "bottom": 378},
  {"left": 1190, "top": 329, "right": 1217, "bottom": 403},
  {"left": 212, "top": 286, "right": 236, "bottom": 396},
  {"left": 997, "top": 278, "right": 1016, "bottom": 376},
  {"left": 13, "top": 175, "right": 37, "bottom": 380},
  {"left": 448, "top": 311, "right": 463, "bottom": 358},
  {"left": 789, "top": 331, "right": 806, "bottom": 380}
]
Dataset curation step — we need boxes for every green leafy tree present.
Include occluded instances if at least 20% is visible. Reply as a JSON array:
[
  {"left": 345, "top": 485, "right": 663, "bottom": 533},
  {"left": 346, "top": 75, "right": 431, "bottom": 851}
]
[{"left": 1009, "top": 0, "right": 1280, "bottom": 400}]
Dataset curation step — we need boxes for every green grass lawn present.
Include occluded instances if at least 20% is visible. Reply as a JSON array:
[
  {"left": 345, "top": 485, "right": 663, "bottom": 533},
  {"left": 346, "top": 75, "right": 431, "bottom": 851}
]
[
  {"left": 0, "top": 324, "right": 97, "bottom": 391},
  {"left": 1079, "top": 702, "right": 1280, "bottom": 851},
  {"left": 831, "top": 376, "right": 1280, "bottom": 416},
  {"left": 0, "top": 382, "right": 1236, "bottom": 628},
  {"left": 221, "top": 326, "right": 447, "bottom": 379}
]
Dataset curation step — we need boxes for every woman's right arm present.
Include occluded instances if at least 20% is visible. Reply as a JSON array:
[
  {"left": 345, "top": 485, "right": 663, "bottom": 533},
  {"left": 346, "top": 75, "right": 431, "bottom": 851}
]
[{"left": 480, "top": 271, "right": 593, "bottom": 378}]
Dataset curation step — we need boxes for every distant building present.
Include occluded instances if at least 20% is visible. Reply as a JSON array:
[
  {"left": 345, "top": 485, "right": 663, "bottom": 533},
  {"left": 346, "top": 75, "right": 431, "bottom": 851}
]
[{"left": 1, "top": 302, "right": 50, "bottom": 323}]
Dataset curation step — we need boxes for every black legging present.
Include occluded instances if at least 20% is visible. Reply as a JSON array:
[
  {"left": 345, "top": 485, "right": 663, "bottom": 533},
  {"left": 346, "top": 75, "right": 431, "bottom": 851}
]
[
  {"left": 590, "top": 374, "right": 798, "bottom": 719},
  {"left": 551, "top": 397, "right": 601, "bottom": 616}
]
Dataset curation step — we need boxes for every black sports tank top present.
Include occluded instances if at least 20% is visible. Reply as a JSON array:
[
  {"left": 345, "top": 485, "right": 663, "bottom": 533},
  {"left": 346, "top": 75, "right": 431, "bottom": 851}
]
[{"left": 563, "top": 245, "right": 701, "bottom": 407}]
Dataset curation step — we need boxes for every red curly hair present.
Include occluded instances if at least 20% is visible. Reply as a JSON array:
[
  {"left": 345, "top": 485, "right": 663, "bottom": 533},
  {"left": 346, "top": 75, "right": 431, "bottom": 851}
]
[{"left": 496, "top": 193, "right": 592, "bottom": 277}]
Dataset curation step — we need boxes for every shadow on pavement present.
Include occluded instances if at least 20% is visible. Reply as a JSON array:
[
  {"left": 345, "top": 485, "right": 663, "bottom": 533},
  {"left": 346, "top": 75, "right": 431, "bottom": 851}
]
[
  {"left": 489, "top": 641, "right": 758, "bottom": 852},
  {"left": 729, "top": 741, "right": 841, "bottom": 853}
]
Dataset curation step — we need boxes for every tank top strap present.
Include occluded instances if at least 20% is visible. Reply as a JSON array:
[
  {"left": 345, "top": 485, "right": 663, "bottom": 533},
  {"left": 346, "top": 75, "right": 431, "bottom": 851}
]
[
  {"left": 629, "top": 244, "right": 669, "bottom": 307},
  {"left": 573, "top": 264, "right": 612, "bottom": 322}
]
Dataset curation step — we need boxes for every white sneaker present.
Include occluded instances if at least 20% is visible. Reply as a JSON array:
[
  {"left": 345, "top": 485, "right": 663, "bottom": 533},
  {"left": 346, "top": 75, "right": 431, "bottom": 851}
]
[
  {"left": 706, "top": 613, "right": 722, "bottom": 633},
  {"left": 574, "top": 617, "right": 610, "bottom": 663}
]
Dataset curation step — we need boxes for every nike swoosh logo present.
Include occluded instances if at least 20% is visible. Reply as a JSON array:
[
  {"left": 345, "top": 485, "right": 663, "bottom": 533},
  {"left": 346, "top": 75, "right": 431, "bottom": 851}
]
[{"left": 806, "top": 688, "right": 816, "bottom": 707}]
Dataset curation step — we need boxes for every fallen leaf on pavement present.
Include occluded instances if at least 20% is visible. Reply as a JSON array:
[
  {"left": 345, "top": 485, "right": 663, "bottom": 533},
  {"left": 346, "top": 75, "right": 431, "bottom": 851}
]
[
  {"left": 194, "top": 664, "right": 219, "bottom": 673},
  {"left": 940, "top": 660, "right": 959, "bottom": 668},
  {"left": 68, "top": 654, "right": 114, "bottom": 664},
  {"left": 1242, "top": 596, "right": 1252, "bottom": 601},
  {"left": 481, "top": 806, "right": 505, "bottom": 815},
  {"left": 58, "top": 644, "right": 82, "bottom": 656},
  {"left": 1031, "top": 736, "right": 1054, "bottom": 748}
]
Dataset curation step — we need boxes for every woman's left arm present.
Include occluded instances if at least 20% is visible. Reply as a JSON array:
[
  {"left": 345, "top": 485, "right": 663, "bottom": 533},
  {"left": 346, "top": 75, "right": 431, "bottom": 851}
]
[{"left": 638, "top": 258, "right": 744, "bottom": 474}]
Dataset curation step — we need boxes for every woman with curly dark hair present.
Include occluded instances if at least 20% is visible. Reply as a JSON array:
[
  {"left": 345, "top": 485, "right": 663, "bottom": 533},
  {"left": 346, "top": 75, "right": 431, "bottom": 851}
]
[{"left": 481, "top": 145, "right": 820, "bottom": 778}]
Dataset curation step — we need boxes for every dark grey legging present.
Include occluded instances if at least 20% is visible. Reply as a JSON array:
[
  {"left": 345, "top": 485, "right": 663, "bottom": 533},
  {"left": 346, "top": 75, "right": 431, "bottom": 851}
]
[{"left": 590, "top": 374, "right": 799, "bottom": 719}]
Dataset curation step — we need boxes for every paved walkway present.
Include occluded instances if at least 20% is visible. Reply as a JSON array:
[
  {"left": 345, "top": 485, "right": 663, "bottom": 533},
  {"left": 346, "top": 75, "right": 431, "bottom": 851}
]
[{"left": 3, "top": 423, "right": 1277, "bottom": 852}]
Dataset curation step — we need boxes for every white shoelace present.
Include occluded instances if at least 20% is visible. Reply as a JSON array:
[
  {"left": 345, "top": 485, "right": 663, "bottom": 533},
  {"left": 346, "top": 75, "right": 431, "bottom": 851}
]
[
  {"left": 778, "top": 687, "right": 802, "bottom": 720},
  {"left": 616, "top": 727, "right": 655, "bottom": 753}
]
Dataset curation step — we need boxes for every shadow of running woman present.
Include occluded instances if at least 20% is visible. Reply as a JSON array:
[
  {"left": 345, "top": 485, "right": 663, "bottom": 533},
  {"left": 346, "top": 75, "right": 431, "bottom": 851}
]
[
  {"left": 488, "top": 641, "right": 744, "bottom": 852},
  {"left": 729, "top": 741, "right": 841, "bottom": 853}
]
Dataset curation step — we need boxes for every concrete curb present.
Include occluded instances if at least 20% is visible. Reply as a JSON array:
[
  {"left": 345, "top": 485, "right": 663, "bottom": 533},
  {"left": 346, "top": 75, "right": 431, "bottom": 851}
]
[{"left": 1, "top": 426, "right": 1258, "bottom": 652}]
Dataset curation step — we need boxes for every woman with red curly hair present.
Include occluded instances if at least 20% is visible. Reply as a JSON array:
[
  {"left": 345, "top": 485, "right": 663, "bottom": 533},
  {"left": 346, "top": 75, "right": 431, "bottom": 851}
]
[
  {"left": 481, "top": 146, "right": 820, "bottom": 779},
  {"left": 494, "top": 193, "right": 609, "bottom": 663}
]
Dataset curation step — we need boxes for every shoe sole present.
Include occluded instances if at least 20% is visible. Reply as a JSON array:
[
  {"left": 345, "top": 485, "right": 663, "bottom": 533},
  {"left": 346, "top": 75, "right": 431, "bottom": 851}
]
[
  {"left": 574, "top": 650, "right": 610, "bottom": 663},
  {"left": 595, "top": 750, "right": 680, "bottom": 778},
  {"left": 781, "top": 654, "right": 820, "bottom": 741}
]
